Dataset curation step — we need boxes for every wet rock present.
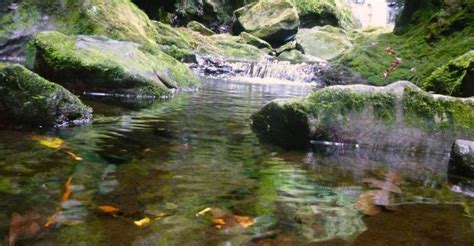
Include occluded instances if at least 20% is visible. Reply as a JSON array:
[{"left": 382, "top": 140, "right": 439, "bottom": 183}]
[
  {"left": 251, "top": 99, "right": 310, "bottom": 149},
  {"left": 32, "top": 31, "right": 199, "bottom": 98},
  {"left": 296, "top": 26, "right": 352, "bottom": 60},
  {"left": 232, "top": 0, "right": 300, "bottom": 46},
  {"left": 188, "top": 55, "right": 326, "bottom": 83},
  {"left": 423, "top": 50, "right": 474, "bottom": 97},
  {"left": 0, "top": 63, "right": 92, "bottom": 127},
  {"left": 186, "top": 21, "right": 216, "bottom": 36},
  {"left": 449, "top": 140, "right": 474, "bottom": 179},
  {"left": 252, "top": 81, "right": 474, "bottom": 151}
]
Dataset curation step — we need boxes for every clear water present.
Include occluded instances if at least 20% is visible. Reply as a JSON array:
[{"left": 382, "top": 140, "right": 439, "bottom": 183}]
[{"left": 0, "top": 79, "right": 473, "bottom": 245}]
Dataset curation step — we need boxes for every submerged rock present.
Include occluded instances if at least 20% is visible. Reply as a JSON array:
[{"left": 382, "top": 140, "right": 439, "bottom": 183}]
[
  {"left": 32, "top": 31, "right": 199, "bottom": 98},
  {"left": 449, "top": 140, "right": 474, "bottom": 179},
  {"left": 251, "top": 81, "right": 474, "bottom": 151},
  {"left": 0, "top": 63, "right": 91, "bottom": 127},
  {"left": 423, "top": 50, "right": 474, "bottom": 97},
  {"left": 232, "top": 0, "right": 300, "bottom": 46},
  {"left": 296, "top": 26, "right": 352, "bottom": 60}
]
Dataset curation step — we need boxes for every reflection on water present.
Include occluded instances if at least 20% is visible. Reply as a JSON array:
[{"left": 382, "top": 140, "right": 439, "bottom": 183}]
[{"left": 0, "top": 79, "right": 473, "bottom": 245}]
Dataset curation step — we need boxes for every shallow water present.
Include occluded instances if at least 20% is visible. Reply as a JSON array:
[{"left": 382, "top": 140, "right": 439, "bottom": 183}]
[{"left": 0, "top": 79, "right": 473, "bottom": 245}]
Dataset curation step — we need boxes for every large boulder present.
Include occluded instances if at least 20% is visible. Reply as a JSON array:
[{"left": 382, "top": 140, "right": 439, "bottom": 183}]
[
  {"left": 296, "top": 25, "right": 352, "bottom": 60},
  {"left": 32, "top": 31, "right": 199, "bottom": 98},
  {"left": 449, "top": 139, "right": 474, "bottom": 179},
  {"left": 232, "top": 0, "right": 300, "bottom": 46},
  {"left": 292, "top": 0, "right": 355, "bottom": 29},
  {"left": 251, "top": 81, "right": 474, "bottom": 151},
  {"left": 423, "top": 50, "right": 474, "bottom": 97},
  {"left": 0, "top": 0, "right": 161, "bottom": 63},
  {"left": 0, "top": 63, "right": 92, "bottom": 127}
]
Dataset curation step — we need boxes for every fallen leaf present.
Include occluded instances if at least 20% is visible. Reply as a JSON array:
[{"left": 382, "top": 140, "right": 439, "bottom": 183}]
[
  {"left": 32, "top": 135, "right": 64, "bottom": 150},
  {"left": 355, "top": 191, "right": 381, "bottom": 216},
  {"left": 195, "top": 207, "right": 212, "bottom": 217},
  {"left": 212, "top": 218, "right": 226, "bottom": 229},
  {"left": 44, "top": 209, "right": 60, "bottom": 227},
  {"left": 362, "top": 178, "right": 402, "bottom": 193},
  {"left": 61, "top": 177, "right": 73, "bottom": 202},
  {"left": 9, "top": 212, "right": 41, "bottom": 246},
  {"left": 65, "top": 151, "right": 83, "bottom": 161},
  {"left": 98, "top": 205, "right": 120, "bottom": 215},
  {"left": 134, "top": 217, "right": 150, "bottom": 226},
  {"left": 233, "top": 215, "right": 256, "bottom": 228}
]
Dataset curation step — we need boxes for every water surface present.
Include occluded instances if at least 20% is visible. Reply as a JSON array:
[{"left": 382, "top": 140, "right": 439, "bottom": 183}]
[{"left": 0, "top": 79, "right": 473, "bottom": 245}]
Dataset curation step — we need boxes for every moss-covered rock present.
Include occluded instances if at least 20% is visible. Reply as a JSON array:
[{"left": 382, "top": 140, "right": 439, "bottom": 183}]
[
  {"left": 186, "top": 21, "right": 216, "bottom": 36},
  {"left": 0, "top": 0, "right": 163, "bottom": 63},
  {"left": 233, "top": 0, "right": 300, "bottom": 46},
  {"left": 251, "top": 98, "right": 310, "bottom": 149},
  {"left": 291, "top": 0, "right": 355, "bottom": 29},
  {"left": 32, "top": 31, "right": 199, "bottom": 98},
  {"left": 252, "top": 81, "right": 474, "bottom": 151},
  {"left": 423, "top": 50, "right": 474, "bottom": 97},
  {"left": 238, "top": 32, "right": 272, "bottom": 50},
  {"left": 296, "top": 25, "right": 352, "bottom": 60},
  {"left": 0, "top": 63, "right": 92, "bottom": 127}
]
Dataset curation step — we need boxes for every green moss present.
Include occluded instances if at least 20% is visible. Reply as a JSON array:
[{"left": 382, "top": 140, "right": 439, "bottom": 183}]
[
  {"left": 401, "top": 87, "right": 474, "bottom": 133},
  {"left": 423, "top": 50, "right": 474, "bottom": 97},
  {"left": 337, "top": 1, "right": 474, "bottom": 90},
  {"left": 32, "top": 31, "right": 199, "bottom": 97},
  {"left": 305, "top": 88, "right": 397, "bottom": 124},
  {"left": 291, "top": 0, "right": 355, "bottom": 29},
  {"left": 0, "top": 62, "right": 91, "bottom": 127},
  {"left": 337, "top": 23, "right": 474, "bottom": 87}
]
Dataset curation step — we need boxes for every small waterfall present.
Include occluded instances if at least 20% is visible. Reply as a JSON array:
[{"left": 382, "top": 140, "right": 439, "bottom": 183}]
[{"left": 186, "top": 55, "right": 328, "bottom": 85}]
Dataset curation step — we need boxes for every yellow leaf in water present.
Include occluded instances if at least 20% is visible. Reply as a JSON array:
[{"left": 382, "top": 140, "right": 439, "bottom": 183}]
[
  {"left": 97, "top": 205, "right": 120, "bottom": 215},
  {"left": 212, "top": 218, "right": 226, "bottom": 229},
  {"left": 355, "top": 191, "right": 381, "bottom": 216},
  {"left": 195, "top": 207, "right": 212, "bottom": 217},
  {"left": 65, "top": 151, "right": 83, "bottom": 161},
  {"left": 233, "top": 215, "right": 256, "bottom": 228},
  {"left": 134, "top": 217, "right": 150, "bottom": 226},
  {"left": 61, "top": 177, "right": 73, "bottom": 202},
  {"left": 44, "top": 209, "right": 60, "bottom": 228},
  {"left": 32, "top": 135, "right": 64, "bottom": 150}
]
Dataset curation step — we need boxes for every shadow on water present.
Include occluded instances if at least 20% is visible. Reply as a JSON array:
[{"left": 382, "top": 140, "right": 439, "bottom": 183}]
[{"left": 0, "top": 79, "right": 473, "bottom": 245}]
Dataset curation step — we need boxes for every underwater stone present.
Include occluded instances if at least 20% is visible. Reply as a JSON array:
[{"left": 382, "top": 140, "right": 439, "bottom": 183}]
[{"left": 0, "top": 63, "right": 92, "bottom": 127}]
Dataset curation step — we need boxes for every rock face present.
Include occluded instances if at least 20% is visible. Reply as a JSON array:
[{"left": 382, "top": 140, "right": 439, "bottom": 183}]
[
  {"left": 424, "top": 50, "right": 474, "bottom": 97},
  {"left": 232, "top": 0, "right": 300, "bottom": 46},
  {"left": 0, "top": 63, "right": 92, "bottom": 127},
  {"left": 296, "top": 26, "right": 352, "bottom": 60},
  {"left": 251, "top": 81, "right": 474, "bottom": 151},
  {"left": 449, "top": 140, "right": 474, "bottom": 179},
  {"left": 32, "top": 31, "right": 199, "bottom": 97}
]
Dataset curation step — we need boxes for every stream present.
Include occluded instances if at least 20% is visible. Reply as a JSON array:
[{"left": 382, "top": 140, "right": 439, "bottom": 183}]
[{"left": 0, "top": 78, "right": 473, "bottom": 245}]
